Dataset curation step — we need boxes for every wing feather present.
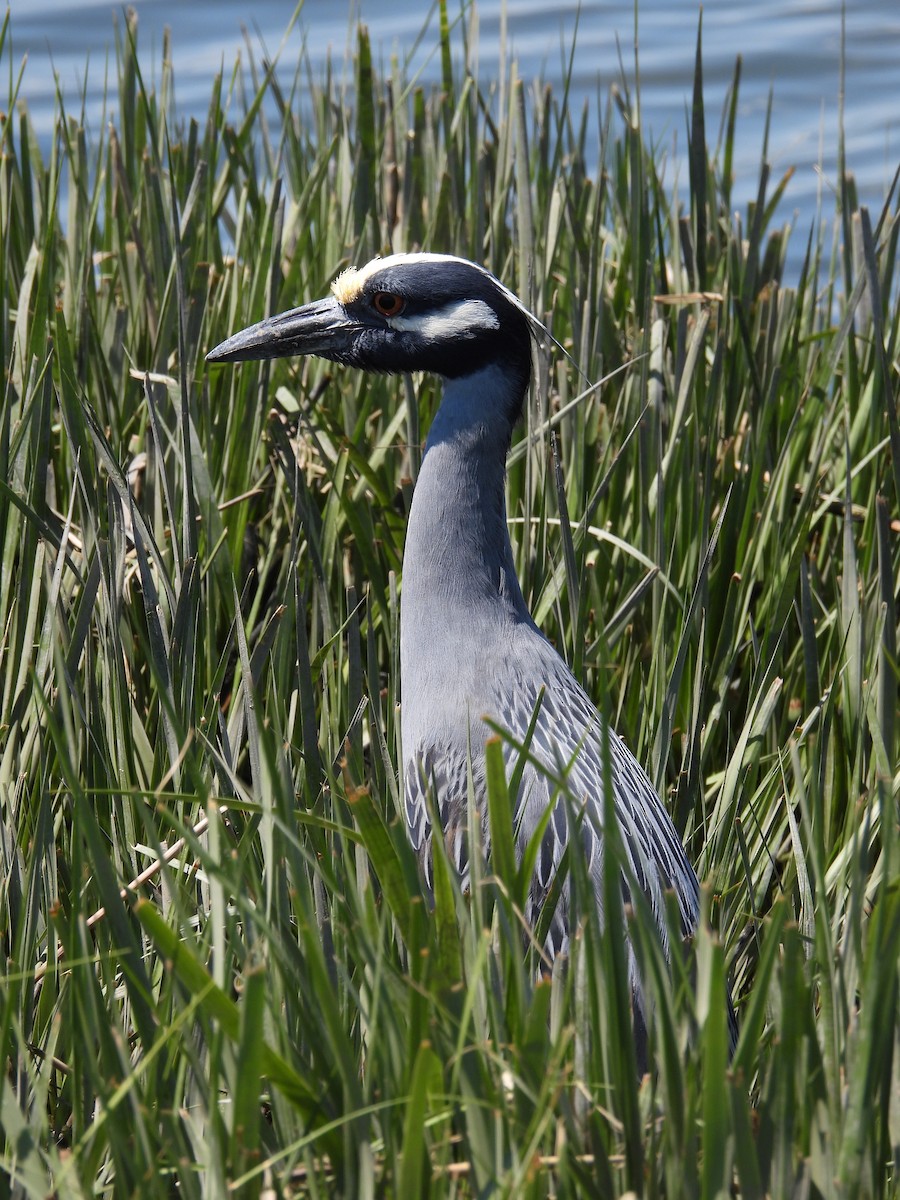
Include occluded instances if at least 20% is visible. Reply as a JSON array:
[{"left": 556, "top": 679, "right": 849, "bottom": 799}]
[{"left": 402, "top": 633, "right": 710, "bottom": 1040}]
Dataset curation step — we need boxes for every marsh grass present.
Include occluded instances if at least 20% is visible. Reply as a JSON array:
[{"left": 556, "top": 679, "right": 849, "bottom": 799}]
[{"left": 0, "top": 3, "right": 898, "bottom": 1195}]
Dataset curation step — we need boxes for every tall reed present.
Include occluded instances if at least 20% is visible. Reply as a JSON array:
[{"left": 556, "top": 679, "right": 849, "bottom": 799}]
[{"left": 0, "top": 4, "right": 897, "bottom": 1194}]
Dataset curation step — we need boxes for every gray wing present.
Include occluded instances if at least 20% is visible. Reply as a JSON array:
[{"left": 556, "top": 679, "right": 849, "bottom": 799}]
[
  {"left": 402, "top": 645, "right": 733, "bottom": 1054},
  {"left": 508, "top": 663, "right": 700, "bottom": 938},
  {"left": 404, "top": 652, "right": 699, "bottom": 943},
  {"left": 499, "top": 661, "right": 700, "bottom": 989},
  {"left": 404, "top": 742, "right": 479, "bottom": 885},
  {"left": 506, "top": 658, "right": 738, "bottom": 1054}
]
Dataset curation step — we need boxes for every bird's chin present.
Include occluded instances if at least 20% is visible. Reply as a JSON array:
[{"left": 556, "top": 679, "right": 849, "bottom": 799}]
[{"left": 206, "top": 297, "right": 358, "bottom": 364}]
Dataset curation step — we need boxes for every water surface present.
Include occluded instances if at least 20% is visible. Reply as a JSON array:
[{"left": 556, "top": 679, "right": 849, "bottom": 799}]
[{"left": 8, "top": 1, "right": 900, "bottom": 253}]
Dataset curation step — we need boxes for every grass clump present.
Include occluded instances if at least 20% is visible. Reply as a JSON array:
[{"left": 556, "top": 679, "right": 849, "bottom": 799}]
[{"left": 0, "top": 3, "right": 898, "bottom": 1195}]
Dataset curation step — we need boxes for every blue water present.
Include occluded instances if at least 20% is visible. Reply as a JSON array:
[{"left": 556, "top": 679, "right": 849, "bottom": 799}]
[{"left": 8, "top": 1, "right": 900, "bottom": 254}]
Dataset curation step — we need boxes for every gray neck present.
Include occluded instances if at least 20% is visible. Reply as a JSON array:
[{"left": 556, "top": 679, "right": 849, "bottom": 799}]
[{"left": 401, "top": 366, "right": 531, "bottom": 637}]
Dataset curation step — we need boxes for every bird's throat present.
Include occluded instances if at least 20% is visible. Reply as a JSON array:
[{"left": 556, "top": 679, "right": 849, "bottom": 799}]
[{"left": 400, "top": 367, "right": 530, "bottom": 630}]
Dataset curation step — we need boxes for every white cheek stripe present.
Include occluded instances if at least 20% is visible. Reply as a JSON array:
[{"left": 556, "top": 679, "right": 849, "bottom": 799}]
[{"left": 387, "top": 298, "right": 499, "bottom": 339}]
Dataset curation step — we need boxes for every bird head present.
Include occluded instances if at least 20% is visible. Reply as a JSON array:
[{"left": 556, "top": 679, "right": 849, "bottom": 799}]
[{"left": 206, "top": 253, "right": 534, "bottom": 396}]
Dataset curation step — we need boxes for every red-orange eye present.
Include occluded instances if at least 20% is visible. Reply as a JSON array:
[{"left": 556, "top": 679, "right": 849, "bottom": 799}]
[{"left": 372, "top": 291, "right": 405, "bottom": 317}]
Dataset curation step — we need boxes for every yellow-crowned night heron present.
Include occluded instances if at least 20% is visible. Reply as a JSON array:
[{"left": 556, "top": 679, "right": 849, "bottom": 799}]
[{"left": 207, "top": 253, "right": 736, "bottom": 1062}]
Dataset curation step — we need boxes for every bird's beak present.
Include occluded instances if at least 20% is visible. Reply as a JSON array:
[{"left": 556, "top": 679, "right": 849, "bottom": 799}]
[{"left": 206, "top": 295, "right": 353, "bottom": 364}]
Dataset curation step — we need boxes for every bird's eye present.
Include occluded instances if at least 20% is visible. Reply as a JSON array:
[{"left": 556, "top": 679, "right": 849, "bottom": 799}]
[{"left": 372, "top": 291, "right": 405, "bottom": 317}]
